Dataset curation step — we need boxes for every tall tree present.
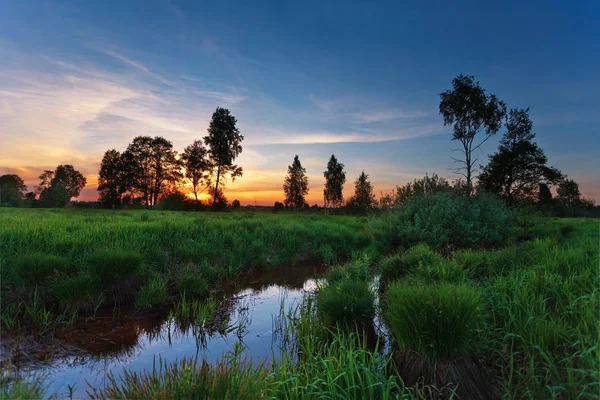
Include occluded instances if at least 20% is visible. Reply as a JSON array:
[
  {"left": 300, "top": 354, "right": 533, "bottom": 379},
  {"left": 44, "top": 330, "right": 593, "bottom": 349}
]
[
  {"left": 348, "top": 171, "right": 377, "bottom": 211},
  {"left": 37, "top": 165, "right": 86, "bottom": 203},
  {"left": 537, "top": 183, "right": 553, "bottom": 205},
  {"left": 323, "top": 154, "right": 346, "bottom": 209},
  {"left": 283, "top": 155, "right": 309, "bottom": 209},
  {"left": 181, "top": 139, "right": 210, "bottom": 202},
  {"left": 439, "top": 74, "right": 506, "bottom": 195},
  {"left": 123, "top": 136, "right": 182, "bottom": 207},
  {"left": 0, "top": 174, "right": 27, "bottom": 206},
  {"left": 557, "top": 178, "right": 581, "bottom": 205},
  {"left": 204, "top": 107, "right": 244, "bottom": 207},
  {"left": 478, "top": 108, "right": 563, "bottom": 205},
  {"left": 97, "top": 149, "right": 128, "bottom": 207}
]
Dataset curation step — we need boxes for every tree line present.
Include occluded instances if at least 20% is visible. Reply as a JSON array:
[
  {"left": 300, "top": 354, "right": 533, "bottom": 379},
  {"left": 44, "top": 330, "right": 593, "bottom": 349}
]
[{"left": 0, "top": 75, "right": 596, "bottom": 215}]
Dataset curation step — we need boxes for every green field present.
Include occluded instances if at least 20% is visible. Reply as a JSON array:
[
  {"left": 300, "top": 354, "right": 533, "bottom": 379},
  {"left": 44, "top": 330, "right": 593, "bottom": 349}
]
[{"left": 1, "top": 208, "right": 598, "bottom": 399}]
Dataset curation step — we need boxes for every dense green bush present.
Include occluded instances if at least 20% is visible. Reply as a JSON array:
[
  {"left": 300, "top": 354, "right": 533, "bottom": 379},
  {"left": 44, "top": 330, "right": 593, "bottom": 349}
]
[
  {"left": 12, "top": 253, "right": 68, "bottom": 287},
  {"left": 384, "top": 282, "right": 484, "bottom": 362},
  {"left": 86, "top": 249, "right": 143, "bottom": 286},
  {"left": 373, "top": 191, "right": 513, "bottom": 249},
  {"left": 317, "top": 279, "right": 375, "bottom": 327},
  {"left": 379, "top": 244, "right": 441, "bottom": 288}
]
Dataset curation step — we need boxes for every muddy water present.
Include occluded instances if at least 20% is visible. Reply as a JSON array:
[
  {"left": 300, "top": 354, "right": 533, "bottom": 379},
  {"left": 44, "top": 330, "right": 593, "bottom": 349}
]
[{"left": 19, "top": 265, "right": 327, "bottom": 398}]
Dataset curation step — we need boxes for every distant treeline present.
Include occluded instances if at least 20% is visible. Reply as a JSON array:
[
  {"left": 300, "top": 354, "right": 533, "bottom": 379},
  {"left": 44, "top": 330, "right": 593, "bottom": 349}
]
[{"left": 1, "top": 75, "right": 597, "bottom": 217}]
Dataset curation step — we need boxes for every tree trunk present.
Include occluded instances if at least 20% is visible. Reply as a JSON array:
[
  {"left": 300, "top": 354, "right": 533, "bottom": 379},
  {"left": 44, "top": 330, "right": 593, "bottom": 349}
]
[{"left": 213, "top": 165, "right": 221, "bottom": 208}]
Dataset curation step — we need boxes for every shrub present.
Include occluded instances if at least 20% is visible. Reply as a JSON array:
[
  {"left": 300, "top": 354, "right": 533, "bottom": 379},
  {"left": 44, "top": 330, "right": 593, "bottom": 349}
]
[
  {"left": 373, "top": 191, "right": 513, "bottom": 249},
  {"left": 326, "top": 259, "right": 370, "bottom": 285},
  {"left": 12, "top": 253, "right": 68, "bottom": 287},
  {"left": 136, "top": 275, "right": 169, "bottom": 308},
  {"left": 384, "top": 282, "right": 484, "bottom": 362},
  {"left": 86, "top": 249, "right": 142, "bottom": 286},
  {"left": 379, "top": 244, "right": 441, "bottom": 288},
  {"left": 317, "top": 279, "right": 375, "bottom": 327},
  {"left": 52, "top": 273, "right": 98, "bottom": 304}
]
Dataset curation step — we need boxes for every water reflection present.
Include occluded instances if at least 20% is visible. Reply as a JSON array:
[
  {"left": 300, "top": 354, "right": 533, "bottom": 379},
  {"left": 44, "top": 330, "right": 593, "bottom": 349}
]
[{"left": 23, "top": 265, "right": 327, "bottom": 398}]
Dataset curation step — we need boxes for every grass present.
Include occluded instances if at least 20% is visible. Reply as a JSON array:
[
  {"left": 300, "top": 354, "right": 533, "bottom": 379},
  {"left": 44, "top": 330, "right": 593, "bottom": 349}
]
[
  {"left": 384, "top": 282, "right": 485, "bottom": 361},
  {"left": 0, "top": 209, "right": 374, "bottom": 333},
  {"left": 0, "top": 208, "right": 597, "bottom": 399}
]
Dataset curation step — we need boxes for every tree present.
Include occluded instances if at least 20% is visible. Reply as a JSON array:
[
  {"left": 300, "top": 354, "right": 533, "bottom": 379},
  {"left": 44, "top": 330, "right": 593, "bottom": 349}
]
[
  {"left": 478, "top": 108, "right": 563, "bottom": 205},
  {"left": 283, "top": 155, "right": 309, "bottom": 209},
  {"left": 537, "top": 183, "right": 552, "bottom": 205},
  {"left": 557, "top": 178, "right": 581, "bottom": 205},
  {"left": 348, "top": 171, "right": 377, "bottom": 212},
  {"left": 0, "top": 174, "right": 27, "bottom": 206},
  {"left": 439, "top": 74, "right": 506, "bottom": 195},
  {"left": 37, "top": 165, "right": 86, "bottom": 205},
  {"left": 323, "top": 154, "right": 346, "bottom": 209},
  {"left": 231, "top": 199, "right": 241, "bottom": 209},
  {"left": 181, "top": 140, "right": 210, "bottom": 202},
  {"left": 97, "top": 149, "right": 128, "bottom": 208},
  {"left": 273, "top": 201, "right": 284, "bottom": 212},
  {"left": 204, "top": 107, "right": 244, "bottom": 207},
  {"left": 39, "top": 183, "right": 70, "bottom": 208},
  {"left": 123, "top": 136, "right": 183, "bottom": 207}
]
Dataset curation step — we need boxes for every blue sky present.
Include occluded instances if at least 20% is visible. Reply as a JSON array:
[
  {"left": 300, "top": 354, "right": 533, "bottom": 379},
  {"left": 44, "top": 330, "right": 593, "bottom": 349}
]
[{"left": 0, "top": 0, "right": 598, "bottom": 203}]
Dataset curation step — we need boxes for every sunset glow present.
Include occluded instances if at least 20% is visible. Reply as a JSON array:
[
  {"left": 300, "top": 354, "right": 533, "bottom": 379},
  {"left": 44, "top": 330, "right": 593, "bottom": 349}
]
[{"left": 1, "top": 1, "right": 598, "bottom": 205}]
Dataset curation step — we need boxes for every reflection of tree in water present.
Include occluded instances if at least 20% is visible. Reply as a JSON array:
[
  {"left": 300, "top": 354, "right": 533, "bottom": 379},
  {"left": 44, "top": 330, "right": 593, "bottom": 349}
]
[{"left": 229, "top": 265, "right": 327, "bottom": 293}]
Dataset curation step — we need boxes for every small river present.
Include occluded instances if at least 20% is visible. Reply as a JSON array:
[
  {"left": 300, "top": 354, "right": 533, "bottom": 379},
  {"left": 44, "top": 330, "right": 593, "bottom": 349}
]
[{"left": 8, "top": 265, "right": 327, "bottom": 398}]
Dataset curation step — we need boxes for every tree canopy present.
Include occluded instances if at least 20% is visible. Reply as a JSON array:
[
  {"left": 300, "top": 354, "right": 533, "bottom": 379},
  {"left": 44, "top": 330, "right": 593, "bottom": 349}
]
[
  {"left": 181, "top": 139, "right": 210, "bottom": 202},
  {"left": 124, "top": 136, "right": 182, "bottom": 207},
  {"left": 557, "top": 178, "right": 581, "bottom": 205},
  {"left": 204, "top": 107, "right": 244, "bottom": 207},
  {"left": 37, "top": 165, "right": 86, "bottom": 207},
  {"left": 478, "top": 108, "right": 562, "bottom": 205},
  {"left": 98, "top": 149, "right": 128, "bottom": 207},
  {"left": 0, "top": 174, "right": 27, "bottom": 206},
  {"left": 283, "top": 155, "right": 309, "bottom": 209},
  {"left": 439, "top": 74, "right": 506, "bottom": 195},
  {"left": 348, "top": 171, "right": 377, "bottom": 212},
  {"left": 323, "top": 154, "right": 346, "bottom": 208}
]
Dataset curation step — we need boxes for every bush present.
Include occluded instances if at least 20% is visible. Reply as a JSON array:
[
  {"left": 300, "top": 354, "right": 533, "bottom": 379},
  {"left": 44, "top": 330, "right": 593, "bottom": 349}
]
[
  {"left": 52, "top": 273, "right": 98, "bottom": 304},
  {"left": 136, "top": 275, "right": 168, "bottom": 308},
  {"left": 326, "top": 258, "right": 370, "bottom": 285},
  {"left": 384, "top": 282, "right": 484, "bottom": 361},
  {"left": 86, "top": 249, "right": 143, "bottom": 286},
  {"left": 12, "top": 253, "right": 68, "bottom": 287},
  {"left": 379, "top": 244, "right": 441, "bottom": 288},
  {"left": 317, "top": 279, "right": 375, "bottom": 327},
  {"left": 373, "top": 191, "right": 513, "bottom": 249}
]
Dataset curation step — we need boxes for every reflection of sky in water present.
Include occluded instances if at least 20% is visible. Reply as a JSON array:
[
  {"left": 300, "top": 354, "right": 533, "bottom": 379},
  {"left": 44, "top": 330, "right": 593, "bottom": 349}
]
[{"left": 27, "top": 267, "right": 326, "bottom": 399}]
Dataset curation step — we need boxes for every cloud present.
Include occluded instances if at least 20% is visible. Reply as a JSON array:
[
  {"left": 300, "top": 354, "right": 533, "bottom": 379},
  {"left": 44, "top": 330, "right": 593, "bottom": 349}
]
[{"left": 244, "top": 124, "right": 441, "bottom": 145}]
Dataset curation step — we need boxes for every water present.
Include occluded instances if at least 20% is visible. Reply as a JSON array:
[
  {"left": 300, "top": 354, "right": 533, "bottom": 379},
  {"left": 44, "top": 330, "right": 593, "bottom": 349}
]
[{"left": 13, "top": 265, "right": 327, "bottom": 398}]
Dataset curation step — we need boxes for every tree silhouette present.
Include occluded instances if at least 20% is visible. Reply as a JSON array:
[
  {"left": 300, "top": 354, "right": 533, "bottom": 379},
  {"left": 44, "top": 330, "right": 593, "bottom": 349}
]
[
  {"left": 37, "top": 165, "right": 86, "bottom": 206},
  {"left": 124, "top": 136, "right": 182, "bottom": 207},
  {"left": 557, "top": 178, "right": 581, "bottom": 205},
  {"left": 0, "top": 174, "right": 27, "bottom": 206},
  {"left": 537, "top": 183, "right": 553, "bottom": 205},
  {"left": 181, "top": 139, "right": 210, "bottom": 202},
  {"left": 348, "top": 171, "right": 377, "bottom": 212},
  {"left": 439, "top": 74, "right": 506, "bottom": 195},
  {"left": 323, "top": 154, "right": 346, "bottom": 209},
  {"left": 478, "top": 108, "right": 562, "bottom": 205},
  {"left": 204, "top": 107, "right": 244, "bottom": 208},
  {"left": 98, "top": 149, "right": 129, "bottom": 207},
  {"left": 283, "top": 155, "right": 309, "bottom": 209}
]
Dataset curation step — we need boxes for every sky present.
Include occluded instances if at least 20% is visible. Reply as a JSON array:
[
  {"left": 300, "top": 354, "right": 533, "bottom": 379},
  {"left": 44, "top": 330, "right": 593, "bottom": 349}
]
[{"left": 0, "top": 0, "right": 598, "bottom": 205}]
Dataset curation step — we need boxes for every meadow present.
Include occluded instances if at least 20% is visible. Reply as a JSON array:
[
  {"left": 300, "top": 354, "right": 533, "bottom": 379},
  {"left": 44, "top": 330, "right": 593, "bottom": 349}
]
[{"left": 0, "top": 207, "right": 598, "bottom": 399}]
